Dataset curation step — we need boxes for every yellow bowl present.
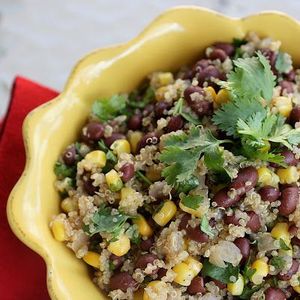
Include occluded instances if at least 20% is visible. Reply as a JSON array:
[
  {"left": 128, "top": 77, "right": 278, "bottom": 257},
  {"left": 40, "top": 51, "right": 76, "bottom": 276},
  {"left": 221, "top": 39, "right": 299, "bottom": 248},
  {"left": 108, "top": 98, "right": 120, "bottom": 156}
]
[{"left": 7, "top": 6, "right": 300, "bottom": 300}]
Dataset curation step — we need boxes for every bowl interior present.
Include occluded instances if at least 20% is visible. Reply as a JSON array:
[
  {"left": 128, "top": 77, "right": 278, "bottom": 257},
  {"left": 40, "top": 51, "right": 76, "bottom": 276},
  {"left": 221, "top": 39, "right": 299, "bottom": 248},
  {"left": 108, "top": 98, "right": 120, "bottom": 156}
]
[{"left": 7, "top": 6, "right": 300, "bottom": 300}]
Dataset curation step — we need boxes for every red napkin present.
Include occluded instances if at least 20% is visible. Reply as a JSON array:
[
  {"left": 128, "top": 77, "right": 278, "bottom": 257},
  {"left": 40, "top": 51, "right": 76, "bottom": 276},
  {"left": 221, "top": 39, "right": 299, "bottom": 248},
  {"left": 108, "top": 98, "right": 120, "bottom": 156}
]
[{"left": 0, "top": 77, "right": 58, "bottom": 300}]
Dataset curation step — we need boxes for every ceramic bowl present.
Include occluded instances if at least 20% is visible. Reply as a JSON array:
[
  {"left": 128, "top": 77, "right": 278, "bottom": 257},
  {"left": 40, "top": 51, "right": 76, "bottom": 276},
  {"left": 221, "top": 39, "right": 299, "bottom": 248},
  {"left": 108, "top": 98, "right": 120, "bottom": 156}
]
[{"left": 7, "top": 6, "right": 300, "bottom": 300}]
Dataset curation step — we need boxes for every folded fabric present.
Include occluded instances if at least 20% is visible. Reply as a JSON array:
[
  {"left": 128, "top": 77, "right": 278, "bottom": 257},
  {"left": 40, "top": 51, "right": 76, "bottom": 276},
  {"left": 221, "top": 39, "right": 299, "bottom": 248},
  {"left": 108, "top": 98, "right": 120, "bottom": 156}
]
[{"left": 0, "top": 77, "right": 58, "bottom": 300}]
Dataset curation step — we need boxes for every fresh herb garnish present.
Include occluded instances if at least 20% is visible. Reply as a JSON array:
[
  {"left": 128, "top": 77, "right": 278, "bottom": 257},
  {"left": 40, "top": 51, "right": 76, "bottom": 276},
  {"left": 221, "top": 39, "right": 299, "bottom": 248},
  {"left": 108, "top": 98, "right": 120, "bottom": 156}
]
[
  {"left": 160, "top": 126, "right": 232, "bottom": 186},
  {"left": 92, "top": 95, "right": 127, "bottom": 121},
  {"left": 180, "top": 194, "right": 203, "bottom": 210},
  {"left": 275, "top": 52, "right": 293, "bottom": 74},
  {"left": 232, "top": 38, "right": 247, "bottom": 48},
  {"left": 54, "top": 161, "right": 76, "bottom": 179},
  {"left": 125, "top": 225, "right": 141, "bottom": 245},
  {"left": 175, "top": 176, "right": 199, "bottom": 193},
  {"left": 201, "top": 260, "right": 240, "bottom": 283},
  {"left": 98, "top": 140, "right": 117, "bottom": 164},
  {"left": 270, "top": 256, "right": 285, "bottom": 270},
  {"left": 84, "top": 205, "right": 131, "bottom": 240},
  {"left": 200, "top": 215, "right": 214, "bottom": 237},
  {"left": 173, "top": 98, "right": 201, "bottom": 125},
  {"left": 279, "top": 238, "right": 291, "bottom": 251},
  {"left": 128, "top": 86, "right": 155, "bottom": 109},
  {"left": 239, "top": 285, "right": 262, "bottom": 299},
  {"left": 136, "top": 171, "right": 152, "bottom": 186}
]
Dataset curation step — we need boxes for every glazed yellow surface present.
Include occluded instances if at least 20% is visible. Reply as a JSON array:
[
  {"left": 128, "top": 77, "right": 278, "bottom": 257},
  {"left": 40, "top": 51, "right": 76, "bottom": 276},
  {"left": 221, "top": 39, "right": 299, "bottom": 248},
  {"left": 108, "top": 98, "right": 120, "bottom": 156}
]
[{"left": 7, "top": 6, "right": 300, "bottom": 300}]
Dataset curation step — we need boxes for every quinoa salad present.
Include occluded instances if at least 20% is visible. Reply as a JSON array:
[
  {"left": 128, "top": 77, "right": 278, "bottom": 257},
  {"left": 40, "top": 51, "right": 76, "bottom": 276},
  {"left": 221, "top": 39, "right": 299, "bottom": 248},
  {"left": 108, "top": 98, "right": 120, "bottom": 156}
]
[{"left": 50, "top": 32, "right": 300, "bottom": 300}]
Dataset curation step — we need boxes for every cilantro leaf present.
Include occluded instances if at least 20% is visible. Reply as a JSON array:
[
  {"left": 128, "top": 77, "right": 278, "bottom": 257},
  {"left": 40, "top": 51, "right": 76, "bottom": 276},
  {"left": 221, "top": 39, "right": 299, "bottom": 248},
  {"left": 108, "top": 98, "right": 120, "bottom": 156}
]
[
  {"left": 232, "top": 38, "right": 247, "bottom": 48},
  {"left": 85, "top": 205, "right": 131, "bottom": 240},
  {"left": 125, "top": 225, "right": 141, "bottom": 244},
  {"left": 160, "top": 126, "right": 230, "bottom": 186},
  {"left": 54, "top": 161, "right": 76, "bottom": 179},
  {"left": 200, "top": 215, "right": 214, "bottom": 237},
  {"left": 275, "top": 52, "right": 293, "bottom": 74},
  {"left": 173, "top": 98, "right": 201, "bottom": 125},
  {"left": 92, "top": 95, "right": 127, "bottom": 121},
  {"left": 239, "top": 285, "right": 262, "bottom": 299},
  {"left": 279, "top": 238, "right": 291, "bottom": 251},
  {"left": 135, "top": 171, "right": 152, "bottom": 186},
  {"left": 222, "top": 52, "right": 275, "bottom": 102},
  {"left": 270, "top": 256, "right": 285, "bottom": 270},
  {"left": 201, "top": 260, "right": 240, "bottom": 283},
  {"left": 174, "top": 176, "right": 199, "bottom": 193},
  {"left": 180, "top": 194, "right": 203, "bottom": 210},
  {"left": 98, "top": 140, "right": 117, "bottom": 164},
  {"left": 128, "top": 86, "right": 154, "bottom": 109}
]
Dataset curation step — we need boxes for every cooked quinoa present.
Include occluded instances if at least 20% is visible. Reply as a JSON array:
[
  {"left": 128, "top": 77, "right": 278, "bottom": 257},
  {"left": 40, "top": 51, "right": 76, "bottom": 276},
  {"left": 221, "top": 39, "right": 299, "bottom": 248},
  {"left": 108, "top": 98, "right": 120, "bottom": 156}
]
[{"left": 51, "top": 32, "right": 300, "bottom": 300}]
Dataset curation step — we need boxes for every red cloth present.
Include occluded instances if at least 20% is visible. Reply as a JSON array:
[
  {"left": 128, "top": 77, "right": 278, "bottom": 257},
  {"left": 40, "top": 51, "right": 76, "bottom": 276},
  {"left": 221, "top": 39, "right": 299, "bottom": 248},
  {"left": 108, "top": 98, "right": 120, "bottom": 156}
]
[{"left": 0, "top": 77, "right": 58, "bottom": 300}]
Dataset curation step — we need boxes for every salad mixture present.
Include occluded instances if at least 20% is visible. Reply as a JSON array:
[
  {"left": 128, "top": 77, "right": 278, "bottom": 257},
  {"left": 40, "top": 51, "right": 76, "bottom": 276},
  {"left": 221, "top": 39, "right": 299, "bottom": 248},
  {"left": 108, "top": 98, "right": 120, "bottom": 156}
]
[{"left": 50, "top": 32, "right": 300, "bottom": 300}]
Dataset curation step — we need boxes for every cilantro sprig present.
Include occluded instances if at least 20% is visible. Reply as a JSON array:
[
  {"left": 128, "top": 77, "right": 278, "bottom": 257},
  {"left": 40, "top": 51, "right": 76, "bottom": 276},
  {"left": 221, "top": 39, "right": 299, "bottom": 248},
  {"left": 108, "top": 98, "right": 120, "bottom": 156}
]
[
  {"left": 159, "top": 126, "right": 232, "bottom": 187},
  {"left": 173, "top": 98, "right": 201, "bottom": 125},
  {"left": 180, "top": 194, "right": 203, "bottom": 210}
]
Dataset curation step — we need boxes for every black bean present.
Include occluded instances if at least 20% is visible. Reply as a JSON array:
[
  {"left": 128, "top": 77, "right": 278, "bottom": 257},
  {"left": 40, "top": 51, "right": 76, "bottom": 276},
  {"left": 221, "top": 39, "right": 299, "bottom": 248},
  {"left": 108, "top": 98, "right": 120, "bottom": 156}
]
[
  {"left": 137, "top": 132, "right": 159, "bottom": 152},
  {"left": 109, "top": 272, "right": 138, "bottom": 292},
  {"left": 197, "top": 65, "right": 224, "bottom": 85},
  {"left": 259, "top": 186, "right": 281, "bottom": 202},
  {"left": 120, "top": 163, "right": 135, "bottom": 182},
  {"left": 186, "top": 226, "right": 209, "bottom": 243},
  {"left": 83, "top": 178, "right": 98, "bottom": 196},
  {"left": 286, "top": 70, "right": 296, "bottom": 82},
  {"left": 104, "top": 133, "right": 125, "bottom": 147},
  {"left": 157, "top": 268, "right": 167, "bottom": 279},
  {"left": 246, "top": 211, "right": 261, "bottom": 233},
  {"left": 110, "top": 254, "right": 124, "bottom": 270},
  {"left": 262, "top": 49, "right": 277, "bottom": 72},
  {"left": 264, "top": 287, "right": 286, "bottom": 300},
  {"left": 166, "top": 115, "right": 184, "bottom": 133},
  {"left": 184, "top": 86, "right": 205, "bottom": 103},
  {"left": 128, "top": 114, "right": 142, "bottom": 130},
  {"left": 281, "top": 150, "right": 298, "bottom": 166},
  {"left": 84, "top": 122, "right": 105, "bottom": 142},
  {"left": 178, "top": 213, "right": 192, "bottom": 231},
  {"left": 187, "top": 276, "right": 206, "bottom": 295},
  {"left": 234, "top": 237, "right": 250, "bottom": 264},
  {"left": 143, "top": 104, "right": 154, "bottom": 117},
  {"left": 208, "top": 48, "right": 228, "bottom": 62},
  {"left": 154, "top": 101, "right": 171, "bottom": 118},
  {"left": 224, "top": 214, "right": 240, "bottom": 226},
  {"left": 212, "top": 280, "right": 226, "bottom": 289},
  {"left": 135, "top": 254, "right": 158, "bottom": 274},
  {"left": 279, "top": 186, "right": 299, "bottom": 216},
  {"left": 193, "top": 59, "right": 211, "bottom": 74},
  {"left": 229, "top": 166, "right": 258, "bottom": 194},
  {"left": 213, "top": 187, "right": 241, "bottom": 208},
  {"left": 289, "top": 224, "right": 298, "bottom": 236},
  {"left": 278, "top": 259, "right": 299, "bottom": 281},
  {"left": 63, "top": 145, "right": 77, "bottom": 166},
  {"left": 279, "top": 80, "right": 294, "bottom": 94},
  {"left": 140, "top": 237, "right": 154, "bottom": 251},
  {"left": 214, "top": 42, "right": 235, "bottom": 56},
  {"left": 290, "top": 106, "right": 300, "bottom": 125}
]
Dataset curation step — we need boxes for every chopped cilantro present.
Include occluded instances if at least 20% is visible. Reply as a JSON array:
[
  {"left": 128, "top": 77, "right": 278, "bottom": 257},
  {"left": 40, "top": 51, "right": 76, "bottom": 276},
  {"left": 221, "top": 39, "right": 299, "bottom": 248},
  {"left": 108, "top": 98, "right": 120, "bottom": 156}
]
[
  {"left": 232, "top": 38, "right": 247, "bottom": 48},
  {"left": 200, "top": 215, "right": 214, "bottom": 237},
  {"left": 201, "top": 260, "right": 240, "bottom": 283},
  {"left": 92, "top": 95, "right": 127, "bottom": 121},
  {"left": 128, "top": 86, "right": 154, "bottom": 109},
  {"left": 136, "top": 171, "right": 152, "bottom": 186},
  {"left": 279, "top": 238, "right": 291, "bottom": 251},
  {"left": 54, "top": 161, "right": 76, "bottom": 179},
  {"left": 180, "top": 194, "right": 203, "bottom": 210},
  {"left": 98, "top": 140, "right": 117, "bottom": 164},
  {"left": 270, "top": 256, "right": 285, "bottom": 270},
  {"left": 125, "top": 225, "right": 141, "bottom": 245},
  {"left": 275, "top": 52, "right": 293, "bottom": 74},
  {"left": 173, "top": 98, "right": 201, "bottom": 125},
  {"left": 239, "top": 285, "right": 262, "bottom": 299},
  {"left": 174, "top": 176, "right": 199, "bottom": 193}
]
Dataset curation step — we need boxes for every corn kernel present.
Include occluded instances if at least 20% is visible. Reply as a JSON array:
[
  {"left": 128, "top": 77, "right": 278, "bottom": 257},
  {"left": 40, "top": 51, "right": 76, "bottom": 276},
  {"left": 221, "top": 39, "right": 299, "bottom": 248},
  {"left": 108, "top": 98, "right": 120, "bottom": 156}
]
[
  {"left": 157, "top": 72, "right": 174, "bottom": 86},
  {"left": 143, "top": 281, "right": 167, "bottom": 300},
  {"left": 215, "top": 89, "right": 230, "bottom": 106},
  {"left": 128, "top": 131, "right": 143, "bottom": 154},
  {"left": 133, "top": 214, "right": 153, "bottom": 237},
  {"left": 271, "top": 222, "right": 291, "bottom": 245},
  {"left": 184, "top": 256, "right": 202, "bottom": 276},
  {"left": 183, "top": 238, "right": 189, "bottom": 250},
  {"left": 259, "top": 140, "right": 271, "bottom": 153},
  {"left": 250, "top": 259, "right": 269, "bottom": 284},
  {"left": 227, "top": 274, "right": 244, "bottom": 296},
  {"left": 83, "top": 251, "right": 100, "bottom": 268},
  {"left": 61, "top": 197, "right": 78, "bottom": 213},
  {"left": 257, "top": 166, "right": 279, "bottom": 187},
  {"left": 85, "top": 150, "right": 106, "bottom": 168},
  {"left": 153, "top": 200, "right": 177, "bottom": 226},
  {"left": 155, "top": 86, "right": 168, "bottom": 101},
  {"left": 179, "top": 198, "right": 209, "bottom": 218},
  {"left": 272, "top": 96, "right": 293, "bottom": 117},
  {"left": 277, "top": 166, "right": 300, "bottom": 184},
  {"left": 107, "top": 234, "right": 130, "bottom": 256},
  {"left": 173, "top": 262, "right": 195, "bottom": 286},
  {"left": 105, "top": 169, "right": 123, "bottom": 192},
  {"left": 204, "top": 86, "right": 217, "bottom": 101},
  {"left": 51, "top": 219, "right": 66, "bottom": 242},
  {"left": 294, "top": 286, "right": 300, "bottom": 294},
  {"left": 145, "top": 165, "right": 161, "bottom": 182},
  {"left": 110, "top": 139, "right": 131, "bottom": 157}
]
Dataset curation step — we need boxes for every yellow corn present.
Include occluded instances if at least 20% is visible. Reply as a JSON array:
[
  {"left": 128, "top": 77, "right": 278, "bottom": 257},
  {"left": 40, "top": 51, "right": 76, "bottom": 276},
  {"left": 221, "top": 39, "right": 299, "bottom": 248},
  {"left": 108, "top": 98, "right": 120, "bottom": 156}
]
[
  {"left": 250, "top": 259, "right": 269, "bottom": 284},
  {"left": 128, "top": 131, "right": 143, "bottom": 154},
  {"left": 143, "top": 281, "right": 167, "bottom": 300},
  {"left": 179, "top": 197, "right": 209, "bottom": 218},
  {"left": 257, "top": 166, "right": 279, "bottom": 187},
  {"left": 204, "top": 86, "right": 217, "bottom": 101},
  {"left": 277, "top": 166, "right": 300, "bottom": 184},
  {"left": 85, "top": 150, "right": 106, "bottom": 168},
  {"left": 153, "top": 200, "right": 177, "bottom": 226},
  {"left": 173, "top": 262, "right": 195, "bottom": 286},
  {"left": 294, "top": 286, "right": 300, "bottom": 294},
  {"left": 110, "top": 139, "right": 131, "bottom": 157},
  {"left": 145, "top": 165, "right": 161, "bottom": 182},
  {"left": 157, "top": 72, "right": 174, "bottom": 86},
  {"left": 215, "top": 89, "right": 230, "bottom": 106},
  {"left": 227, "top": 274, "right": 244, "bottom": 296},
  {"left": 107, "top": 234, "right": 130, "bottom": 256},
  {"left": 133, "top": 214, "right": 153, "bottom": 237},
  {"left": 259, "top": 140, "right": 271, "bottom": 153},
  {"left": 272, "top": 96, "right": 293, "bottom": 117},
  {"left": 184, "top": 256, "right": 202, "bottom": 276},
  {"left": 155, "top": 86, "right": 168, "bottom": 101},
  {"left": 271, "top": 222, "right": 291, "bottom": 245},
  {"left": 120, "top": 186, "right": 135, "bottom": 200},
  {"left": 51, "top": 219, "right": 66, "bottom": 242},
  {"left": 83, "top": 251, "right": 100, "bottom": 268},
  {"left": 61, "top": 197, "right": 78, "bottom": 213},
  {"left": 105, "top": 169, "right": 123, "bottom": 192}
]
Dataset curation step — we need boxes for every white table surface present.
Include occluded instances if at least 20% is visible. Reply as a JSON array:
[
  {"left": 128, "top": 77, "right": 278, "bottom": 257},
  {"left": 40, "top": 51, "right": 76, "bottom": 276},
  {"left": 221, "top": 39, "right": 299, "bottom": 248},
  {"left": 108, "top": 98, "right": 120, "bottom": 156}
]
[{"left": 1, "top": 0, "right": 300, "bottom": 116}]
